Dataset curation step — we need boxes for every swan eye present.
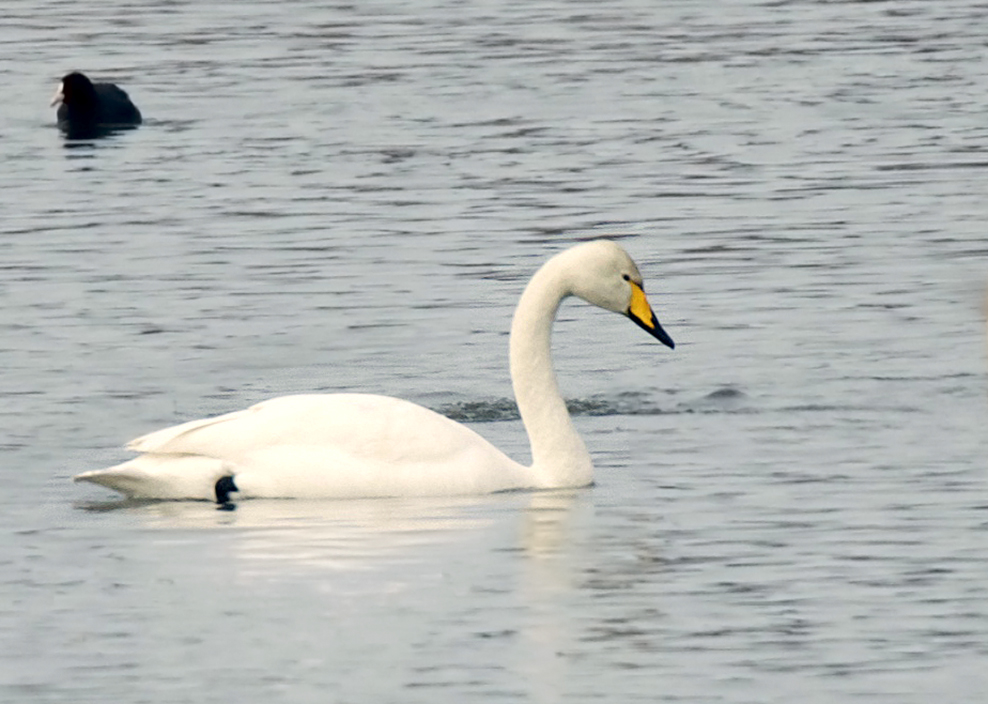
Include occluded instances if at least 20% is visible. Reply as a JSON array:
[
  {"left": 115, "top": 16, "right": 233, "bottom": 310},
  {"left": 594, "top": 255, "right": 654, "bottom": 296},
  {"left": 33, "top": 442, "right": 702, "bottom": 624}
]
[{"left": 622, "top": 274, "right": 630, "bottom": 281}]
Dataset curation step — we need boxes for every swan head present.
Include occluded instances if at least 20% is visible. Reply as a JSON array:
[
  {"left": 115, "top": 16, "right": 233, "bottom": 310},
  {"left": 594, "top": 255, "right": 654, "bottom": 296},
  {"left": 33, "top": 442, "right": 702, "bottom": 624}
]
[{"left": 563, "top": 240, "right": 675, "bottom": 349}]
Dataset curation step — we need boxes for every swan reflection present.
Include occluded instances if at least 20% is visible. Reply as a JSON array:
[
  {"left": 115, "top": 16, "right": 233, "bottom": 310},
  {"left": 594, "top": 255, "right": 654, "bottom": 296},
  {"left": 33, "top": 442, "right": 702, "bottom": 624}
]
[{"left": 77, "top": 489, "right": 586, "bottom": 576}]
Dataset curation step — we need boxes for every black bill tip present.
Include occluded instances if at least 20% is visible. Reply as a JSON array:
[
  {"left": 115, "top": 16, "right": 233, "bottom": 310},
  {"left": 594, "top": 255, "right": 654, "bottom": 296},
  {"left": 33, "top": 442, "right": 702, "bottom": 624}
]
[{"left": 630, "top": 311, "right": 675, "bottom": 349}]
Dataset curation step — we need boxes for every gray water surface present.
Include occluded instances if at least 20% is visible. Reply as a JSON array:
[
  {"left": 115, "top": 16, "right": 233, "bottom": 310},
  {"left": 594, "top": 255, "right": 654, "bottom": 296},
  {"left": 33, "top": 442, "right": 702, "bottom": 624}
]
[{"left": 2, "top": 1, "right": 987, "bottom": 702}]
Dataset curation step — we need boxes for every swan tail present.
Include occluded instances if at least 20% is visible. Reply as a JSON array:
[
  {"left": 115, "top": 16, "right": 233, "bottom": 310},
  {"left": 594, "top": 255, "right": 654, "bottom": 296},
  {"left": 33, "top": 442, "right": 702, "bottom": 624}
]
[{"left": 74, "top": 454, "right": 231, "bottom": 501}]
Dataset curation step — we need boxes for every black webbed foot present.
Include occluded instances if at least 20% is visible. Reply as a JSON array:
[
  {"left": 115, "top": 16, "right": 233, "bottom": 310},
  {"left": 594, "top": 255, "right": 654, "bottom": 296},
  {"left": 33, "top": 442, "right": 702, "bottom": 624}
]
[{"left": 215, "top": 475, "right": 239, "bottom": 509}]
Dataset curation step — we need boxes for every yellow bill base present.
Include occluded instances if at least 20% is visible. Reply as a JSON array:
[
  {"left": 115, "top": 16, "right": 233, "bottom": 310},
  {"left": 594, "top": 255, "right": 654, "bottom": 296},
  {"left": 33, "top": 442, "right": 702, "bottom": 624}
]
[{"left": 629, "top": 283, "right": 655, "bottom": 329}]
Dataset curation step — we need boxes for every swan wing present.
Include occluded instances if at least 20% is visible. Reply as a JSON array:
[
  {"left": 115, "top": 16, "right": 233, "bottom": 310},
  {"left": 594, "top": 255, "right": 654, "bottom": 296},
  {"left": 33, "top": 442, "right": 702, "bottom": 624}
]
[{"left": 126, "top": 394, "right": 505, "bottom": 468}]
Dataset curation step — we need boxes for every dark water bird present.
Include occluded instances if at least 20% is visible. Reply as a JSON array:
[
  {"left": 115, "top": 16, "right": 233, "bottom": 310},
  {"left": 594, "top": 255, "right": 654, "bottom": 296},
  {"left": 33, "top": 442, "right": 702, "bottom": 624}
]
[{"left": 50, "top": 72, "right": 142, "bottom": 138}]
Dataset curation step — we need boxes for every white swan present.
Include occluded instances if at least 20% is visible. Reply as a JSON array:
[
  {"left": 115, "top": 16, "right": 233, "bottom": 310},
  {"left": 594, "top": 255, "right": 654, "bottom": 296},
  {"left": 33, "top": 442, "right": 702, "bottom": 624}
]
[{"left": 74, "top": 240, "right": 675, "bottom": 502}]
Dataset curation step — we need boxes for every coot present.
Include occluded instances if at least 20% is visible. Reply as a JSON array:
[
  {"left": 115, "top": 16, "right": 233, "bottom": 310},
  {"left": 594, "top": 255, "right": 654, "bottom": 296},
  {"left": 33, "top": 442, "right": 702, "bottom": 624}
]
[{"left": 51, "top": 72, "right": 142, "bottom": 137}]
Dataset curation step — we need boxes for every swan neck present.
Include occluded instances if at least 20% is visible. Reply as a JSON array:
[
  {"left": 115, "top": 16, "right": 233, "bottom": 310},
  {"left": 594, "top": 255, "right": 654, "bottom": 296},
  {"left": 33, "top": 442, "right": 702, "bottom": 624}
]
[{"left": 509, "top": 258, "right": 592, "bottom": 488}]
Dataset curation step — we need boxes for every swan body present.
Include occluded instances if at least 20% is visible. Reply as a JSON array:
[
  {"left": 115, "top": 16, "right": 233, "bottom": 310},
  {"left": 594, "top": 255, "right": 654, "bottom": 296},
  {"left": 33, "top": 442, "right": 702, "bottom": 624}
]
[{"left": 75, "top": 240, "right": 674, "bottom": 501}]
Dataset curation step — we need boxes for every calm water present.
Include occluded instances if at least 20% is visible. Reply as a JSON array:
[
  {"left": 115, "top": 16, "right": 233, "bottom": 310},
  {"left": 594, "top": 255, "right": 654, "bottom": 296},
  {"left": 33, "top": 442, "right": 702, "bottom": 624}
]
[{"left": 2, "top": 0, "right": 987, "bottom": 701}]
